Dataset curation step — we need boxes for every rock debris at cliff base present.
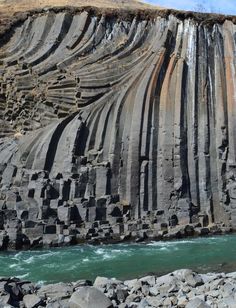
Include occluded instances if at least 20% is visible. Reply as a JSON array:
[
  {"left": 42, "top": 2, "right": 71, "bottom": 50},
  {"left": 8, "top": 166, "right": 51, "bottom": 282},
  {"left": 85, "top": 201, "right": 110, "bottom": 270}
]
[{"left": 0, "top": 7, "right": 236, "bottom": 249}]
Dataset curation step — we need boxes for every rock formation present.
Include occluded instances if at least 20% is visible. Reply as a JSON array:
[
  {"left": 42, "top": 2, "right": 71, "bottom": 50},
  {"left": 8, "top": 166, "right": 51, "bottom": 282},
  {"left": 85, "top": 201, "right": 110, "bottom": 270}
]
[{"left": 0, "top": 4, "right": 236, "bottom": 248}]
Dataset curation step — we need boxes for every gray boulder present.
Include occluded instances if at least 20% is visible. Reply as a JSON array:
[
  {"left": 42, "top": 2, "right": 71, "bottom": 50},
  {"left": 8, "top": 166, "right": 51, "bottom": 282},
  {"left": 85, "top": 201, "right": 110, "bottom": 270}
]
[
  {"left": 123, "top": 279, "right": 141, "bottom": 290},
  {"left": 69, "top": 287, "right": 113, "bottom": 308},
  {"left": 37, "top": 283, "right": 73, "bottom": 300},
  {"left": 46, "top": 298, "right": 70, "bottom": 308},
  {"left": 173, "top": 269, "right": 203, "bottom": 287},
  {"left": 23, "top": 294, "right": 42, "bottom": 308},
  {"left": 94, "top": 276, "right": 122, "bottom": 289},
  {"left": 139, "top": 276, "right": 155, "bottom": 286}
]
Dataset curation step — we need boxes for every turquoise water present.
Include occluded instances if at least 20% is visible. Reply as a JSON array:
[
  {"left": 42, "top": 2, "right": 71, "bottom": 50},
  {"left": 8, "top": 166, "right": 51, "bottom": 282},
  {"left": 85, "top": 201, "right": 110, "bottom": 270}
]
[{"left": 1, "top": 235, "right": 236, "bottom": 283}]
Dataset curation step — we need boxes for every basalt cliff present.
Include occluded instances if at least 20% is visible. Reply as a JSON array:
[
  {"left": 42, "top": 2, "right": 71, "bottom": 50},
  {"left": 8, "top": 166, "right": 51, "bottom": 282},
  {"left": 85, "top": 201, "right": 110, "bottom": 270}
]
[{"left": 0, "top": 1, "right": 236, "bottom": 249}]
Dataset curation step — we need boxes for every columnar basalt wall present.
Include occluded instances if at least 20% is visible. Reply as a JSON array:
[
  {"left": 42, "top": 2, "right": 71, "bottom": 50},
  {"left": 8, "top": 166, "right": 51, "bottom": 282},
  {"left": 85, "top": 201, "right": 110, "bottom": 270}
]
[{"left": 0, "top": 8, "right": 235, "bottom": 248}]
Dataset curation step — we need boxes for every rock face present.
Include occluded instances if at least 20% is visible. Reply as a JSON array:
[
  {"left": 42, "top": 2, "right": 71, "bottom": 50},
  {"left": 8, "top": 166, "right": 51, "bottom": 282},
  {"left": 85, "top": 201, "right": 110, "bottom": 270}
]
[
  {"left": 0, "top": 6, "right": 236, "bottom": 248},
  {"left": 1, "top": 269, "right": 236, "bottom": 307}
]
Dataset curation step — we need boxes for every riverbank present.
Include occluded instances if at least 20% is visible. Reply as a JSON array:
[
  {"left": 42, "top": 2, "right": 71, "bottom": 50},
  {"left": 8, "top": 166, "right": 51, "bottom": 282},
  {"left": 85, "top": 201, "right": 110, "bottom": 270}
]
[{"left": 1, "top": 268, "right": 235, "bottom": 307}]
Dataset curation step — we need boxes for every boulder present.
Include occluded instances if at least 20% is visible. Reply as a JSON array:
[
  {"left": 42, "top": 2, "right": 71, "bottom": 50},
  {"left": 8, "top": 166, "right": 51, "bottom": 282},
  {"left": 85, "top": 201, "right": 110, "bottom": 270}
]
[
  {"left": 94, "top": 277, "right": 122, "bottom": 289},
  {"left": 69, "top": 287, "right": 113, "bottom": 308},
  {"left": 46, "top": 298, "right": 69, "bottom": 308},
  {"left": 173, "top": 269, "right": 203, "bottom": 287},
  {"left": 149, "top": 285, "right": 159, "bottom": 296},
  {"left": 23, "top": 294, "right": 42, "bottom": 308},
  {"left": 139, "top": 276, "right": 155, "bottom": 286},
  {"left": 37, "top": 283, "right": 73, "bottom": 300},
  {"left": 123, "top": 279, "right": 141, "bottom": 289},
  {"left": 155, "top": 273, "right": 177, "bottom": 287}
]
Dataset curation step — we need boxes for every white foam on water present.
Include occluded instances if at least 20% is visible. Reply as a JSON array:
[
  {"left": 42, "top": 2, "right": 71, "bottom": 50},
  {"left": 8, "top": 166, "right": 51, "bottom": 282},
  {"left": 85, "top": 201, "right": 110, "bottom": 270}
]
[
  {"left": 95, "top": 248, "right": 105, "bottom": 255},
  {"left": 110, "top": 249, "right": 132, "bottom": 258},
  {"left": 24, "top": 256, "right": 35, "bottom": 264},
  {"left": 67, "top": 264, "right": 78, "bottom": 271},
  {"left": 159, "top": 247, "right": 169, "bottom": 251},
  {"left": 102, "top": 253, "right": 114, "bottom": 260},
  {"left": 44, "top": 263, "right": 58, "bottom": 269},
  {"left": 16, "top": 273, "right": 29, "bottom": 279},
  {"left": 36, "top": 251, "right": 59, "bottom": 260},
  {"left": 111, "top": 249, "right": 129, "bottom": 254},
  {"left": 82, "top": 258, "right": 89, "bottom": 263},
  {"left": 36, "top": 280, "right": 46, "bottom": 286},
  {"left": 94, "top": 247, "right": 131, "bottom": 261},
  {"left": 9, "top": 263, "right": 19, "bottom": 269},
  {"left": 73, "top": 247, "right": 85, "bottom": 253},
  {"left": 111, "top": 249, "right": 122, "bottom": 253},
  {"left": 147, "top": 239, "right": 197, "bottom": 247},
  {"left": 13, "top": 252, "right": 23, "bottom": 260}
]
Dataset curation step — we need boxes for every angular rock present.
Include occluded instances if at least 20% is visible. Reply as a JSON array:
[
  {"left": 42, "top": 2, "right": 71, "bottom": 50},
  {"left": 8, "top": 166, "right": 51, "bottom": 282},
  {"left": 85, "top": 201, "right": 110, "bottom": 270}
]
[
  {"left": 37, "top": 283, "right": 73, "bottom": 300},
  {"left": 94, "top": 277, "right": 122, "bottom": 289},
  {"left": 173, "top": 269, "right": 203, "bottom": 287},
  {"left": 68, "top": 287, "right": 113, "bottom": 308},
  {"left": 23, "top": 294, "right": 42, "bottom": 308}
]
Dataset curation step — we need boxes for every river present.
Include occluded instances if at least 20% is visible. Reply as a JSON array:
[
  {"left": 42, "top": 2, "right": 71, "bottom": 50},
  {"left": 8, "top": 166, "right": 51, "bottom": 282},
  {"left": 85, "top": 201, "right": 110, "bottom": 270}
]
[{"left": 0, "top": 235, "right": 235, "bottom": 284}]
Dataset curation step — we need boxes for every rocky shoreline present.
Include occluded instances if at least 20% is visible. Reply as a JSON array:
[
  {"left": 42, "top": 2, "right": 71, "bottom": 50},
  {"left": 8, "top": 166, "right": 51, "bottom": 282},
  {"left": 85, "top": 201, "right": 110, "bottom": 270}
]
[{"left": 0, "top": 269, "right": 236, "bottom": 307}]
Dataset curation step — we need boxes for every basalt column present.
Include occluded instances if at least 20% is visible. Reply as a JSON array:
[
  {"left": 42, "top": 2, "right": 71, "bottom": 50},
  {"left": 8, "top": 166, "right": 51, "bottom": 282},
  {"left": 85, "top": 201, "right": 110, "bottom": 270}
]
[{"left": 0, "top": 9, "right": 236, "bottom": 234}]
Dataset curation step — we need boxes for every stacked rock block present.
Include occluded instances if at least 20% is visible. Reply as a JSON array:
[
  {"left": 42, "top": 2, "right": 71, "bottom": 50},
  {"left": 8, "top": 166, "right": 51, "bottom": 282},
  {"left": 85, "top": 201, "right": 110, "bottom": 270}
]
[{"left": 0, "top": 8, "right": 236, "bottom": 248}]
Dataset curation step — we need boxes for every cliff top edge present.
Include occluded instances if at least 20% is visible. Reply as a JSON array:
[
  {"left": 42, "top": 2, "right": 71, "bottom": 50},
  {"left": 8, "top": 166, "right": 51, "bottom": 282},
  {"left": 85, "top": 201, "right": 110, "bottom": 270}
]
[{"left": 0, "top": 0, "right": 236, "bottom": 41}]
